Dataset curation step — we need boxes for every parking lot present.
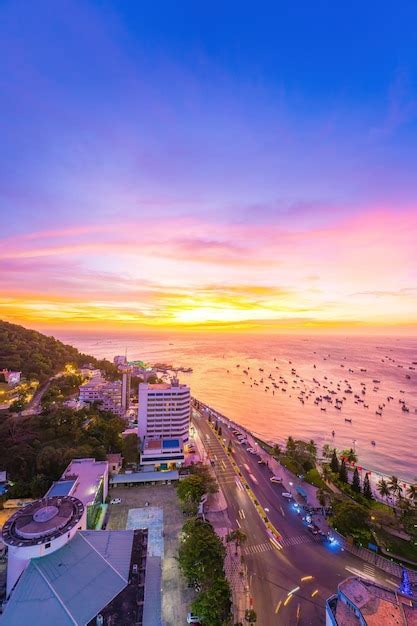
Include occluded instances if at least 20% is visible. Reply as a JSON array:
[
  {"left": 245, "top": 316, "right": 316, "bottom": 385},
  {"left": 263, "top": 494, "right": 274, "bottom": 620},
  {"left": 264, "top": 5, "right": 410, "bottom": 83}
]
[{"left": 107, "top": 483, "right": 194, "bottom": 626}]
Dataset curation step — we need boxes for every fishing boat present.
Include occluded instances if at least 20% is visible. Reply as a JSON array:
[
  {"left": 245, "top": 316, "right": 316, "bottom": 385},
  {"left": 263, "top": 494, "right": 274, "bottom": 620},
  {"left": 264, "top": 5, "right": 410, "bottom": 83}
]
[{"left": 344, "top": 418, "right": 352, "bottom": 423}]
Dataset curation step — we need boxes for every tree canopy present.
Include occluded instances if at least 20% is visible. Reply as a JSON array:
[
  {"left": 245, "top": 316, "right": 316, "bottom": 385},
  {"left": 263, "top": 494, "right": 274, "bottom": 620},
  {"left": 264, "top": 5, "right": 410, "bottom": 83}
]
[{"left": 0, "top": 320, "right": 117, "bottom": 383}]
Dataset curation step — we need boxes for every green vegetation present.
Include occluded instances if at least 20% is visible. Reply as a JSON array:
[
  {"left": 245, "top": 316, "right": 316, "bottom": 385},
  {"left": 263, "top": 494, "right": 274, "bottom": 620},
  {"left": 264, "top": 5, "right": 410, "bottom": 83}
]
[
  {"left": 374, "top": 528, "right": 417, "bottom": 562},
  {"left": 226, "top": 528, "right": 247, "bottom": 555},
  {"left": 330, "top": 500, "right": 372, "bottom": 545},
  {"left": 176, "top": 464, "right": 218, "bottom": 514},
  {"left": 0, "top": 320, "right": 117, "bottom": 384},
  {"left": 0, "top": 405, "right": 125, "bottom": 499},
  {"left": 304, "top": 468, "right": 327, "bottom": 489},
  {"left": 41, "top": 373, "right": 83, "bottom": 409},
  {"left": 121, "top": 433, "right": 139, "bottom": 465},
  {"left": 178, "top": 518, "right": 231, "bottom": 625}
]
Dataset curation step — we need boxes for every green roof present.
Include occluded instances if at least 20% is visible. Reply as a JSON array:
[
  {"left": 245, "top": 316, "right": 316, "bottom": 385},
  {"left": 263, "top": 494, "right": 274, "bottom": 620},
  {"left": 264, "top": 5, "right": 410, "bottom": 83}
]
[{"left": 2, "top": 531, "right": 134, "bottom": 626}]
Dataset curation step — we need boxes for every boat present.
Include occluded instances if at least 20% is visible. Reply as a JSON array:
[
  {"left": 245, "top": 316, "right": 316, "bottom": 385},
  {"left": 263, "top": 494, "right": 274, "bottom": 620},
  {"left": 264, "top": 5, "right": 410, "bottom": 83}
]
[
  {"left": 344, "top": 418, "right": 352, "bottom": 423},
  {"left": 371, "top": 440, "right": 376, "bottom": 446}
]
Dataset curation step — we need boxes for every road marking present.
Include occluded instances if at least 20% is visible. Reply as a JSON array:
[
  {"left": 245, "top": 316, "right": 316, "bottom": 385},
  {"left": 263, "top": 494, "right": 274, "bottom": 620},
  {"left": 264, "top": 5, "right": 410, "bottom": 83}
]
[
  {"left": 269, "top": 537, "right": 283, "bottom": 551},
  {"left": 249, "top": 473, "right": 258, "bottom": 484},
  {"left": 284, "top": 593, "right": 293, "bottom": 607},
  {"left": 280, "top": 506, "right": 285, "bottom": 517},
  {"left": 301, "top": 575, "right": 313, "bottom": 582},
  {"left": 235, "top": 478, "right": 244, "bottom": 491},
  {"left": 244, "top": 463, "right": 250, "bottom": 471},
  {"left": 236, "top": 518, "right": 241, "bottom": 528},
  {"left": 222, "top": 460, "right": 227, "bottom": 470},
  {"left": 345, "top": 566, "right": 376, "bottom": 582},
  {"left": 238, "top": 509, "right": 246, "bottom": 520}
]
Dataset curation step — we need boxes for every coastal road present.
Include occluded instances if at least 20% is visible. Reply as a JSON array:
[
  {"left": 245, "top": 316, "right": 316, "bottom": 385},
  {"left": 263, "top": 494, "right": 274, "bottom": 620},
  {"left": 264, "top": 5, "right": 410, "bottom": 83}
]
[{"left": 192, "top": 409, "right": 400, "bottom": 625}]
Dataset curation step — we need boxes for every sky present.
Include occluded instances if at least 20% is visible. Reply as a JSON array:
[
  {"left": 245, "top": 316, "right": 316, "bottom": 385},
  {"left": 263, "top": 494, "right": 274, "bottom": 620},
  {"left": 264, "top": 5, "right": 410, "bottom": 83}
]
[{"left": 1, "top": 1, "right": 417, "bottom": 334}]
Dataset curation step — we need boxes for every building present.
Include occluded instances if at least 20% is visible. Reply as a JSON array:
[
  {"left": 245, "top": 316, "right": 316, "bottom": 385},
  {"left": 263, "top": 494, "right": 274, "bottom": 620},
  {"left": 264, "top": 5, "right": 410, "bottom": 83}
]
[
  {"left": 79, "top": 373, "right": 123, "bottom": 415},
  {"left": 1, "top": 370, "right": 21, "bottom": 386},
  {"left": 138, "top": 378, "right": 190, "bottom": 442},
  {"left": 2, "top": 495, "right": 85, "bottom": 596},
  {"left": 46, "top": 458, "right": 108, "bottom": 530},
  {"left": 114, "top": 354, "right": 127, "bottom": 366},
  {"left": 121, "top": 366, "right": 132, "bottom": 412},
  {"left": 140, "top": 437, "right": 185, "bottom": 470},
  {"left": 326, "top": 576, "right": 417, "bottom": 625},
  {"left": 107, "top": 452, "right": 123, "bottom": 474},
  {"left": 2, "top": 527, "right": 150, "bottom": 626}
]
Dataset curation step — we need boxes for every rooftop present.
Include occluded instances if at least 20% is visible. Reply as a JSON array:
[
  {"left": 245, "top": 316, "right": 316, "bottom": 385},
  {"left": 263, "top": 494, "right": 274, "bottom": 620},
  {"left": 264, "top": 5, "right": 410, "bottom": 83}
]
[
  {"left": 2, "top": 530, "right": 146, "bottom": 626},
  {"left": 332, "top": 577, "right": 417, "bottom": 626},
  {"left": 46, "top": 479, "right": 76, "bottom": 497},
  {"left": 110, "top": 470, "right": 179, "bottom": 485},
  {"left": 2, "top": 496, "right": 84, "bottom": 547},
  {"left": 60, "top": 458, "right": 108, "bottom": 508}
]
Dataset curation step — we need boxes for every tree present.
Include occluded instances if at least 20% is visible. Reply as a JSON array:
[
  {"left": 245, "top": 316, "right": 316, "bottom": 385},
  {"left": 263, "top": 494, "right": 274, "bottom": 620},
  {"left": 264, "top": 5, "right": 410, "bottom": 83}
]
[
  {"left": 214, "top": 421, "right": 219, "bottom": 432},
  {"left": 306, "top": 439, "right": 317, "bottom": 458},
  {"left": 121, "top": 433, "right": 139, "bottom": 465},
  {"left": 377, "top": 478, "right": 390, "bottom": 502},
  {"left": 286, "top": 436, "right": 296, "bottom": 456},
  {"left": 388, "top": 476, "right": 403, "bottom": 501},
  {"left": 226, "top": 529, "right": 247, "bottom": 555},
  {"left": 322, "top": 464, "right": 332, "bottom": 482},
  {"left": 339, "top": 459, "right": 348, "bottom": 483},
  {"left": 192, "top": 577, "right": 232, "bottom": 626},
  {"left": 332, "top": 500, "right": 370, "bottom": 539},
  {"left": 177, "top": 474, "right": 207, "bottom": 507},
  {"left": 351, "top": 467, "right": 361, "bottom": 494},
  {"left": 272, "top": 443, "right": 281, "bottom": 457},
  {"left": 218, "top": 426, "right": 222, "bottom": 437},
  {"left": 330, "top": 449, "right": 339, "bottom": 473},
  {"left": 245, "top": 609, "right": 257, "bottom": 625},
  {"left": 322, "top": 443, "right": 332, "bottom": 459},
  {"left": 178, "top": 519, "right": 226, "bottom": 585},
  {"left": 317, "top": 488, "right": 327, "bottom": 507},
  {"left": 227, "top": 440, "right": 232, "bottom": 453},
  {"left": 341, "top": 448, "right": 358, "bottom": 464},
  {"left": 406, "top": 484, "right": 417, "bottom": 506},
  {"left": 363, "top": 473, "right": 373, "bottom": 500}
]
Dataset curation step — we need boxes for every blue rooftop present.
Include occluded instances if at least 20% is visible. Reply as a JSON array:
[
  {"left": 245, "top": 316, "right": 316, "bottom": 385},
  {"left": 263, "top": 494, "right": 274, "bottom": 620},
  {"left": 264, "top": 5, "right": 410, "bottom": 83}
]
[
  {"left": 162, "top": 438, "right": 180, "bottom": 449},
  {"left": 47, "top": 479, "right": 76, "bottom": 497}
]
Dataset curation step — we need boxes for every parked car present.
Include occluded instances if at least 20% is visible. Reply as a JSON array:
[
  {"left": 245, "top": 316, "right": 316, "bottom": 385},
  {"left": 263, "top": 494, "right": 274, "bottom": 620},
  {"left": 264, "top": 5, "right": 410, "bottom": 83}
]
[
  {"left": 187, "top": 613, "right": 202, "bottom": 624},
  {"left": 270, "top": 476, "right": 283, "bottom": 483},
  {"left": 258, "top": 459, "right": 267, "bottom": 465},
  {"left": 307, "top": 524, "right": 318, "bottom": 535},
  {"left": 281, "top": 492, "right": 293, "bottom": 499},
  {"left": 246, "top": 448, "right": 257, "bottom": 454},
  {"left": 110, "top": 498, "right": 121, "bottom": 504}
]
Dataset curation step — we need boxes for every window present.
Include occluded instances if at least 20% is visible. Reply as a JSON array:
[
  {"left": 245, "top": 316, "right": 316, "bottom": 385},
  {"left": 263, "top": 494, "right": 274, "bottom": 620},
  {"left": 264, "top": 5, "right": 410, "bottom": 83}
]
[{"left": 45, "top": 542, "right": 51, "bottom": 549}]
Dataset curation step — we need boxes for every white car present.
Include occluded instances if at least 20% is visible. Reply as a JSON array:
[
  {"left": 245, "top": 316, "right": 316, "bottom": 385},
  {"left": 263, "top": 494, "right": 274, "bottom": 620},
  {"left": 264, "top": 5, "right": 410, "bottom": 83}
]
[
  {"left": 110, "top": 498, "right": 121, "bottom": 504},
  {"left": 246, "top": 448, "right": 257, "bottom": 454},
  {"left": 187, "top": 613, "right": 201, "bottom": 624},
  {"left": 282, "top": 492, "right": 293, "bottom": 499},
  {"left": 270, "top": 476, "right": 283, "bottom": 483}
]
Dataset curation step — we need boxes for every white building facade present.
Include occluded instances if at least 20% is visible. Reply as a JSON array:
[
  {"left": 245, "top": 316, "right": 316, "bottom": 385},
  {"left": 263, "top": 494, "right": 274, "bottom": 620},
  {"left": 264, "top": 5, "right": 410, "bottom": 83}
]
[{"left": 138, "top": 379, "right": 190, "bottom": 441}]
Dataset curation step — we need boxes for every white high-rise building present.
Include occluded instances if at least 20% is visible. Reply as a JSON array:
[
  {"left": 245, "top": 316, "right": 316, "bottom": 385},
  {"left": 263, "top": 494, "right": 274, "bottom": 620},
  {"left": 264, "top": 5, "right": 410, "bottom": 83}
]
[{"left": 138, "top": 378, "right": 190, "bottom": 441}]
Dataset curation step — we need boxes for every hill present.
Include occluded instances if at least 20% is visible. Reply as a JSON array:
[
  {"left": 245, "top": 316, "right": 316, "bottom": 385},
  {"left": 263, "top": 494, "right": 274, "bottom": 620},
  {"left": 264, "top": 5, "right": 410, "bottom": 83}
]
[{"left": 0, "top": 320, "right": 117, "bottom": 383}]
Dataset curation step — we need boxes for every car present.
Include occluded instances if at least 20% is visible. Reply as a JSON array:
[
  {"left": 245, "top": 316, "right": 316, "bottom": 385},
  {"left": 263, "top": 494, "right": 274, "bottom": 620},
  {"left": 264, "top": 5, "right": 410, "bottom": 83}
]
[
  {"left": 110, "top": 498, "right": 121, "bottom": 504},
  {"left": 307, "top": 524, "right": 318, "bottom": 535},
  {"left": 187, "top": 613, "right": 202, "bottom": 624},
  {"left": 246, "top": 448, "right": 257, "bottom": 454},
  {"left": 270, "top": 476, "right": 283, "bottom": 483},
  {"left": 281, "top": 492, "right": 293, "bottom": 498},
  {"left": 258, "top": 459, "right": 266, "bottom": 465}
]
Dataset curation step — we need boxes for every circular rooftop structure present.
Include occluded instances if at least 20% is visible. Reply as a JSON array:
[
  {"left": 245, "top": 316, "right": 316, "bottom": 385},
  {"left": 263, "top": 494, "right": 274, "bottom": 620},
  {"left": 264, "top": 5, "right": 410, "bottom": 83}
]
[{"left": 2, "top": 496, "right": 84, "bottom": 547}]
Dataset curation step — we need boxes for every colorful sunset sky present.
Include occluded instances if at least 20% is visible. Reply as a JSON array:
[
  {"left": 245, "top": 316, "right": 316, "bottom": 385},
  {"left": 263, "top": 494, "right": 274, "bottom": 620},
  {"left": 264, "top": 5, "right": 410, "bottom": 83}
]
[{"left": 1, "top": 2, "right": 416, "bottom": 333}]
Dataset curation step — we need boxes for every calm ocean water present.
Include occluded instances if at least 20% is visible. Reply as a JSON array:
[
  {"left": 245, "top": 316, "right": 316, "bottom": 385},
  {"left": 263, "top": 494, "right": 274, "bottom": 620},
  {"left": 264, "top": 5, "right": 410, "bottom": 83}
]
[{"left": 58, "top": 332, "right": 417, "bottom": 482}]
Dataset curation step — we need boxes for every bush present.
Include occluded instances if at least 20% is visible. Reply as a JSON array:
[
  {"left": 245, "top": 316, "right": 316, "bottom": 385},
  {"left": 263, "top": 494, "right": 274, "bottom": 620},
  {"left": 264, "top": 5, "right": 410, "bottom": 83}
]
[{"left": 331, "top": 500, "right": 371, "bottom": 544}]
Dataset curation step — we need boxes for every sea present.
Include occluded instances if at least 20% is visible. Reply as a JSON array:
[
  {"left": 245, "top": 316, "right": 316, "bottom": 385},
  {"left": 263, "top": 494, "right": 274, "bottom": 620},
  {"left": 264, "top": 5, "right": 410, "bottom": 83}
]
[{"left": 57, "top": 332, "right": 417, "bottom": 483}]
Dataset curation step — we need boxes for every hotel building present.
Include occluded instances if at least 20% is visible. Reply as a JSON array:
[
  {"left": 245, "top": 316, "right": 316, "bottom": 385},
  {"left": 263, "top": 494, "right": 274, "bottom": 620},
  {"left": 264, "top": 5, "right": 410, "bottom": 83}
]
[{"left": 138, "top": 378, "right": 191, "bottom": 441}]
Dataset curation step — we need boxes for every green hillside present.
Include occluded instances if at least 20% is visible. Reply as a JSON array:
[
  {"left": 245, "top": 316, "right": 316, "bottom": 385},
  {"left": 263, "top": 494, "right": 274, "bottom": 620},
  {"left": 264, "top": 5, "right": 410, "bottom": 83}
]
[{"left": 0, "top": 320, "right": 116, "bottom": 383}]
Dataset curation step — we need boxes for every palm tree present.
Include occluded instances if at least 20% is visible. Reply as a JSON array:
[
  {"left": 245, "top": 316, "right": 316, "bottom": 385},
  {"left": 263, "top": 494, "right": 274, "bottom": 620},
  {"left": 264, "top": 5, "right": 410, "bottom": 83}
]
[
  {"left": 377, "top": 478, "right": 390, "bottom": 502},
  {"left": 322, "top": 443, "right": 332, "bottom": 459},
  {"left": 306, "top": 439, "right": 317, "bottom": 459},
  {"left": 388, "top": 475, "right": 403, "bottom": 501},
  {"left": 322, "top": 464, "right": 332, "bottom": 482},
  {"left": 406, "top": 484, "right": 417, "bottom": 506},
  {"left": 226, "top": 528, "right": 247, "bottom": 555}
]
